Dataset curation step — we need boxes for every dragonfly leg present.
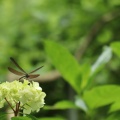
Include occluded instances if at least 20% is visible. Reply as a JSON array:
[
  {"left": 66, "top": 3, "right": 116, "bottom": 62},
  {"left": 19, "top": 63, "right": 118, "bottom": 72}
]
[{"left": 19, "top": 76, "right": 26, "bottom": 81}]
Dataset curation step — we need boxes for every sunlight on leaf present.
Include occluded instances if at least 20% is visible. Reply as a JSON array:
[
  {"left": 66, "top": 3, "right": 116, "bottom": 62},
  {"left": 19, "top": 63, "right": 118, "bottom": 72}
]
[
  {"left": 91, "top": 46, "right": 112, "bottom": 74},
  {"left": 75, "top": 96, "right": 88, "bottom": 112}
]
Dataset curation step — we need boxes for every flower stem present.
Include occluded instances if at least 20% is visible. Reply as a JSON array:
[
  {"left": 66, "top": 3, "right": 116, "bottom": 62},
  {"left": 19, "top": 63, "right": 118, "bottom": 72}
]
[
  {"left": 15, "top": 102, "right": 21, "bottom": 116},
  {"left": 5, "top": 98, "right": 15, "bottom": 113},
  {"left": 5, "top": 98, "right": 21, "bottom": 117}
]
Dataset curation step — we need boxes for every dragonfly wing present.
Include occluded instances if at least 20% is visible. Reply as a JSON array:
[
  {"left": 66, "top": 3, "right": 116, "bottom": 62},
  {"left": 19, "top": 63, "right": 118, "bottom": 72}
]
[
  {"left": 8, "top": 67, "right": 25, "bottom": 76},
  {"left": 10, "top": 57, "right": 26, "bottom": 73},
  {"left": 28, "top": 74, "right": 40, "bottom": 79},
  {"left": 29, "top": 66, "right": 43, "bottom": 74}
]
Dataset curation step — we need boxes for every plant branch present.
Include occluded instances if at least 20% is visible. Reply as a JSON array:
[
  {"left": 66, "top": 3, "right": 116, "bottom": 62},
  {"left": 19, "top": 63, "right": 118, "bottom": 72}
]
[{"left": 5, "top": 98, "right": 15, "bottom": 113}]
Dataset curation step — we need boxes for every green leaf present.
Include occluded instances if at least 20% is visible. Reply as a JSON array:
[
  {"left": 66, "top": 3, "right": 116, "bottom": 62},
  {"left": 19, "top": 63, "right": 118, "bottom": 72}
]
[
  {"left": 12, "top": 116, "right": 32, "bottom": 120},
  {"left": 26, "top": 114, "right": 38, "bottom": 120},
  {"left": 80, "top": 63, "right": 91, "bottom": 90},
  {"left": 0, "top": 112, "right": 7, "bottom": 120},
  {"left": 83, "top": 85, "right": 120, "bottom": 109},
  {"left": 38, "top": 117, "right": 66, "bottom": 120},
  {"left": 106, "top": 112, "right": 120, "bottom": 120},
  {"left": 44, "top": 100, "right": 77, "bottom": 110},
  {"left": 111, "top": 41, "right": 120, "bottom": 58},
  {"left": 81, "top": 46, "right": 112, "bottom": 90},
  {"left": 109, "top": 101, "right": 120, "bottom": 113},
  {"left": 44, "top": 41, "right": 81, "bottom": 93}
]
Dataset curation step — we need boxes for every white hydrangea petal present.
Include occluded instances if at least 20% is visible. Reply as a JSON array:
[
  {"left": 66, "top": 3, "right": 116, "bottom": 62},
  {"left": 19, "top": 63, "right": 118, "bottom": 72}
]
[
  {"left": 32, "top": 82, "right": 42, "bottom": 90},
  {"left": 23, "top": 105, "right": 32, "bottom": 114}
]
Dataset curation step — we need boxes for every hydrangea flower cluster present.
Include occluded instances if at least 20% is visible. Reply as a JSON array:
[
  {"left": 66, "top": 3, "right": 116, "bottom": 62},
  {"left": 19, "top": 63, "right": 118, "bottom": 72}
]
[{"left": 0, "top": 79, "right": 46, "bottom": 116}]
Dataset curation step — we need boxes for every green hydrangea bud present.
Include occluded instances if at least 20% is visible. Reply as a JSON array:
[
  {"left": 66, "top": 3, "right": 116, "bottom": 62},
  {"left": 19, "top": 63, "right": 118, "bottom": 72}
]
[{"left": 0, "top": 79, "right": 46, "bottom": 115}]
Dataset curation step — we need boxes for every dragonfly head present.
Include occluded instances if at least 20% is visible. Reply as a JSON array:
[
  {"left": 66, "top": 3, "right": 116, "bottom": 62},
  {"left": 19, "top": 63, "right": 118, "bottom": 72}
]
[{"left": 25, "top": 74, "right": 29, "bottom": 78}]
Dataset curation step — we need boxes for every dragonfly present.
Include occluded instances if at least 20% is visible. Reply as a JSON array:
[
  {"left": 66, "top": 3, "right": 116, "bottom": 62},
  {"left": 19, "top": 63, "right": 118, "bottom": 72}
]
[{"left": 8, "top": 57, "right": 43, "bottom": 80}]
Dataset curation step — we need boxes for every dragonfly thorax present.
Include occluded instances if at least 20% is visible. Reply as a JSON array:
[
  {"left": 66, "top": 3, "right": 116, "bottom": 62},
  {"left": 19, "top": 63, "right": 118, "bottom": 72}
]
[{"left": 25, "top": 74, "right": 29, "bottom": 78}]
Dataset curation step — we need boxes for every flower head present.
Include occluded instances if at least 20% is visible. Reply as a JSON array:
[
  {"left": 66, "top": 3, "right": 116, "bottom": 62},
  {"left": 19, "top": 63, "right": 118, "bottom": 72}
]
[{"left": 0, "top": 79, "right": 46, "bottom": 114}]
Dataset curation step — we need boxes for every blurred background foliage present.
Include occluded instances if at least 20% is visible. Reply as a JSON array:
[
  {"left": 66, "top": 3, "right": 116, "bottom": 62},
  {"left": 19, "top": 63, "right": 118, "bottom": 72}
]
[{"left": 0, "top": 0, "right": 120, "bottom": 120}]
